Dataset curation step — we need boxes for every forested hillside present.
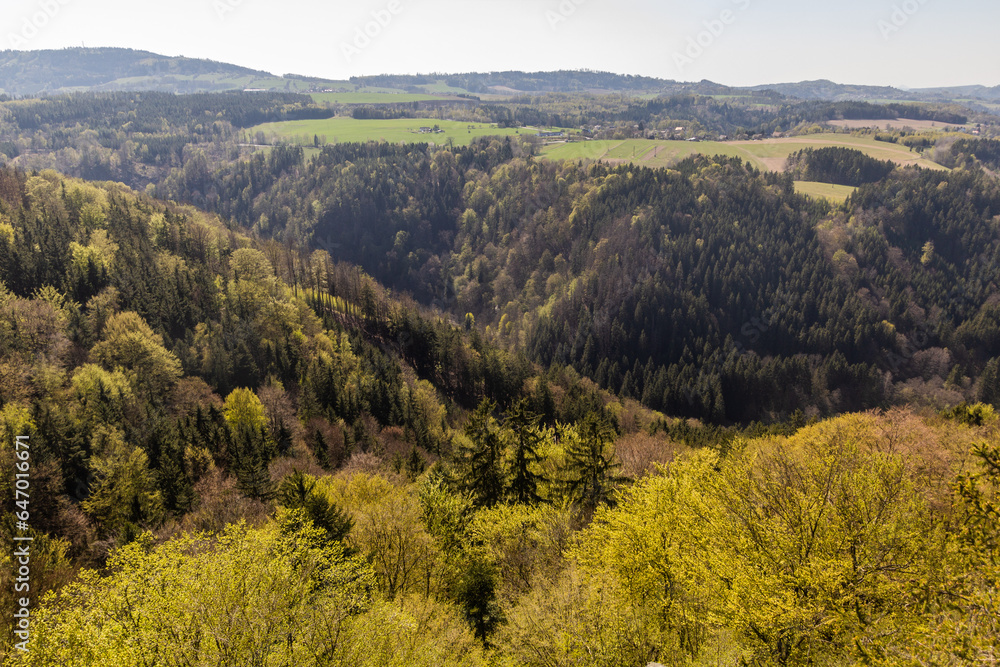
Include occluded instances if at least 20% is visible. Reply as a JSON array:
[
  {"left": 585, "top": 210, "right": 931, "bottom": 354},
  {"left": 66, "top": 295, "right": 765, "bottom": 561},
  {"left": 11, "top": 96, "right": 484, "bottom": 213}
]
[
  {"left": 942, "top": 137, "right": 1000, "bottom": 170},
  {"left": 786, "top": 146, "right": 896, "bottom": 185},
  {"left": 0, "top": 91, "right": 327, "bottom": 187},
  {"left": 0, "top": 48, "right": 272, "bottom": 95},
  {"left": 1, "top": 86, "right": 986, "bottom": 193},
  {"left": 1, "top": 58, "right": 999, "bottom": 665},
  {"left": 154, "top": 139, "right": 1000, "bottom": 424},
  {"left": 1, "top": 165, "right": 693, "bottom": 657},
  {"left": 1, "top": 167, "right": 998, "bottom": 665}
]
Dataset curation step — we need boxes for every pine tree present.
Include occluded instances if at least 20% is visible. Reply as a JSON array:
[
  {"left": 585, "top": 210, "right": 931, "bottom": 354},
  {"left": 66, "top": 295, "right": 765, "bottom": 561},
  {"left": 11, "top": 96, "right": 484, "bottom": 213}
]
[
  {"left": 405, "top": 446, "right": 427, "bottom": 480},
  {"left": 563, "top": 412, "right": 624, "bottom": 513},
  {"left": 456, "top": 399, "right": 505, "bottom": 508},
  {"left": 276, "top": 470, "right": 353, "bottom": 543},
  {"left": 503, "top": 398, "right": 545, "bottom": 504},
  {"left": 229, "top": 423, "right": 276, "bottom": 501},
  {"left": 532, "top": 377, "right": 556, "bottom": 424}
]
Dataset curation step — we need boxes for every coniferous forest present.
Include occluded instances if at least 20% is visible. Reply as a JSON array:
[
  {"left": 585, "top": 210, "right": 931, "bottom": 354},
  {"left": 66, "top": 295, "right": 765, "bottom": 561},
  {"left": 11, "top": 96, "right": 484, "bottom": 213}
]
[{"left": 1, "top": 53, "right": 999, "bottom": 666}]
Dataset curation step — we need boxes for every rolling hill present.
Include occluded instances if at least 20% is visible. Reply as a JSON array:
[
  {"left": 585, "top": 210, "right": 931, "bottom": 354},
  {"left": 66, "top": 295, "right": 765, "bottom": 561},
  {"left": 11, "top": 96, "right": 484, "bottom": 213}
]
[
  {"left": 0, "top": 47, "right": 321, "bottom": 95},
  {"left": 4, "top": 48, "right": 997, "bottom": 108}
]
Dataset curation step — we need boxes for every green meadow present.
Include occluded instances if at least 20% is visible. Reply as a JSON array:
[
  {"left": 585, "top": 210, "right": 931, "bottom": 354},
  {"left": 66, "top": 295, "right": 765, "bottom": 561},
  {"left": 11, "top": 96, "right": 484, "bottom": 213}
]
[
  {"left": 793, "top": 181, "right": 858, "bottom": 203},
  {"left": 249, "top": 117, "right": 564, "bottom": 147},
  {"left": 541, "top": 133, "right": 947, "bottom": 172}
]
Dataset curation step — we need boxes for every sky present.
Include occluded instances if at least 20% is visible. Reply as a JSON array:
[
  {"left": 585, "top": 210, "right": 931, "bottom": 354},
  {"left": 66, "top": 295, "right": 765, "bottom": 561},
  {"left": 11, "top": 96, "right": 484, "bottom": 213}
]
[{"left": 2, "top": 0, "right": 998, "bottom": 89}]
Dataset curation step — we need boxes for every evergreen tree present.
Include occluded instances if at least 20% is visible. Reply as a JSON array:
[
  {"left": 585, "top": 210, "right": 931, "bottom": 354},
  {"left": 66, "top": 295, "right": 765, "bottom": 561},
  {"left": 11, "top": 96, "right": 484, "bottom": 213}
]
[
  {"left": 233, "top": 430, "right": 276, "bottom": 501},
  {"left": 276, "top": 470, "right": 353, "bottom": 543},
  {"left": 563, "top": 412, "right": 624, "bottom": 513},
  {"left": 405, "top": 446, "right": 427, "bottom": 480},
  {"left": 503, "top": 398, "right": 545, "bottom": 504},
  {"left": 456, "top": 399, "right": 505, "bottom": 508}
]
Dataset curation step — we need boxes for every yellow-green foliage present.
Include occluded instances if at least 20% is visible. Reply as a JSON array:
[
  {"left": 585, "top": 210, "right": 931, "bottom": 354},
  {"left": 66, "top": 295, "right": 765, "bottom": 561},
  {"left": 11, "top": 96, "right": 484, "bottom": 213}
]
[
  {"left": 70, "top": 363, "right": 133, "bottom": 425},
  {"left": 2, "top": 411, "right": 996, "bottom": 665},
  {"left": 0, "top": 530, "right": 74, "bottom": 659},
  {"left": 496, "top": 411, "right": 998, "bottom": 666},
  {"left": 222, "top": 387, "right": 268, "bottom": 432},
  {"left": 497, "top": 563, "right": 670, "bottom": 667},
  {"left": 497, "top": 452, "right": 720, "bottom": 666},
  {"left": 713, "top": 416, "right": 933, "bottom": 664},
  {"left": 90, "top": 311, "right": 182, "bottom": 396},
  {"left": 317, "top": 473, "right": 442, "bottom": 599},
  {"left": 9, "top": 516, "right": 484, "bottom": 667},
  {"left": 81, "top": 426, "right": 165, "bottom": 536},
  {"left": 64, "top": 182, "right": 109, "bottom": 229},
  {"left": 24, "top": 173, "right": 65, "bottom": 215},
  {"left": 69, "top": 229, "right": 118, "bottom": 270},
  {"left": 0, "top": 218, "right": 13, "bottom": 244},
  {"left": 467, "top": 502, "right": 573, "bottom": 604},
  {"left": 406, "top": 379, "right": 449, "bottom": 443},
  {"left": 0, "top": 402, "right": 34, "bottom": 443},
  {"left": 224, "top": 248, "right": 300, "bottom": 340}
]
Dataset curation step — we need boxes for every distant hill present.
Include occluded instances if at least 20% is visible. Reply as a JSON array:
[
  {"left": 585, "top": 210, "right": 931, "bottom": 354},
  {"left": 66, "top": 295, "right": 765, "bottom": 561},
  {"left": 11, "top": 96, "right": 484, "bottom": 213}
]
[
  {"left": 915, "top": 84, "right": 1000, "bottom": 102},
  {"left": 750, "top": 79, "right": 1000, "bottom": 103},
  {"left": 748, "top": 79, "right": 910, "bottom": 101},
  {"left": 1, "top": 48, "right": 996, "bottom": 108},
  {"left": 0, "top": 47, "right": 318, "bottom": 95},
  {"left": 352, "top": 70, "right": 679, "bottom": 94}
]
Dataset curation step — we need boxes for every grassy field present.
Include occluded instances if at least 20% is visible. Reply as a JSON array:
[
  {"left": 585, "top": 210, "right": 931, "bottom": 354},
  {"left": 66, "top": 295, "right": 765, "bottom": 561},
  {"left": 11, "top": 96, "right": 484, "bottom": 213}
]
[
  {"left": 828, "top": 118, "right": 967, "bottom": 131},
  {"left": 310, "top": 92, "right": 460, "bottom": 104},
  {"left": 794, "top": 181, "right": 858, "bottom": 203},
  {"left": 543, "top": 139, "right": 766, "bottom": 169},
  {"left": 249, "top": 117, "right": 556, "bottom": 147},
  {"left": 418, "top": 82, "right": 470, "bottom": 94},
  {"left": 541, "top": 133, "right": 947, "bottom": 172}
]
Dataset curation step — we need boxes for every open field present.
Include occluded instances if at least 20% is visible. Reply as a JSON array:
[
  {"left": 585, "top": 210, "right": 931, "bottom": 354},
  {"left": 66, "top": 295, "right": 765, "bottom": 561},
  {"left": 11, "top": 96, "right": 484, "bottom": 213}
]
[
  {"left": 310, "top": 92, "right": 461, "bottom": 104},
  {"left": 794, "top": 181, "right": 857, "bottom": 203},
  {"left": 249, "top": 117, "right": 559, "bottom": 147},
  {"left": 541, "top": 133, "right": 948, "bottom": 172},
  {"left": 827, "top": 118, "right": 967, "bottom": 131}
]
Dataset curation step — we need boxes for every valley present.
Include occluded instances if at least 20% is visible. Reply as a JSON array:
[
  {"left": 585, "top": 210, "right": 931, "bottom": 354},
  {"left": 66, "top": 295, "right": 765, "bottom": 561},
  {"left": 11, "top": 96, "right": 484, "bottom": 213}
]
[{"left": 1, "top": 43, "right": 999, "bottom": 667}]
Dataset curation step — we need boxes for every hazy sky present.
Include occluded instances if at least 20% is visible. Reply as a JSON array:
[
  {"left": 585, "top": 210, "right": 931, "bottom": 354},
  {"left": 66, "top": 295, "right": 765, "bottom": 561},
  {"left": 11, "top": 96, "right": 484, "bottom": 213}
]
[{"left": 3, "top": 0, "right": 998, "bottom": 88}]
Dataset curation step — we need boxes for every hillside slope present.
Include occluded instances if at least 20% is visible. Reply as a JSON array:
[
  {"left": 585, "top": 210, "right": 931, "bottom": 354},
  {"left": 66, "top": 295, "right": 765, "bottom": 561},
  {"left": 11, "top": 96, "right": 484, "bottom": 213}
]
[
  {"left": 153, "top": 140, "right": 1000, "bottom": 424},
  {"left": 0, "top": 47, "right": 277, "bottom": 95}
]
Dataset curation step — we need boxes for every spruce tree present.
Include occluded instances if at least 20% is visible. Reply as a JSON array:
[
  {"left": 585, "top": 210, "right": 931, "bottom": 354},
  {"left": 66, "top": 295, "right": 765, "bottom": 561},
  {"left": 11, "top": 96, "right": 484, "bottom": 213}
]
[
  {"left": 456, "top": 399, "right": 505, "bottom": 508},
  {"left": 563, "top": 412, "right": 624, "bottom": 513},
  {"left": 504, "top": 398, "right": 544, "bottom": 505}
]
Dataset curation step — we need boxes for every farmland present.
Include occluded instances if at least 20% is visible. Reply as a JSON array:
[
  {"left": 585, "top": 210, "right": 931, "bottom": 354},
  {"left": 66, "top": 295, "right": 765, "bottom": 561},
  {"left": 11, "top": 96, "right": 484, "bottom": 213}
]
[
  {"left": 249, "top": 117, "right": 561, "bottom": 147},
  {"left": 793, "top": 181, "right": 858, "bottom": 203},
  {"left": 540, "top": 133, "right": 948, "bottom": 172},
  {"left": 827, "top": 118, "right": 968, "bottom": 131}
]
